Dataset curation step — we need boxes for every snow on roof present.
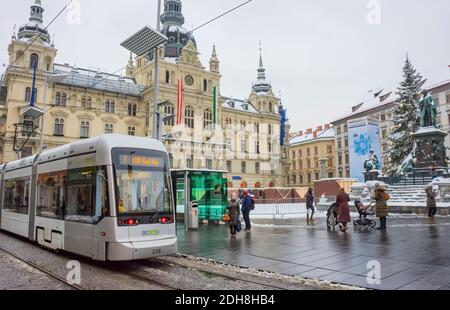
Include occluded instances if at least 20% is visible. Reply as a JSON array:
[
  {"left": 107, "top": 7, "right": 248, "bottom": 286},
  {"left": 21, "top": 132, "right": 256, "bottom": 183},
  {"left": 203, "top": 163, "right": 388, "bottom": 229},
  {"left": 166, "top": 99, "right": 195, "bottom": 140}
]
[
  {"left": 290, "top": 128, "right": 334, "bottom": 145},
  {"left": 222, "top": 97, "right": 259, "bottom": 114},
  {"left": 53, "top": 63, "right": 144, "bottom": 97},
  {"left": 332, "top": 79, "right": 450, "bottom": 125}
]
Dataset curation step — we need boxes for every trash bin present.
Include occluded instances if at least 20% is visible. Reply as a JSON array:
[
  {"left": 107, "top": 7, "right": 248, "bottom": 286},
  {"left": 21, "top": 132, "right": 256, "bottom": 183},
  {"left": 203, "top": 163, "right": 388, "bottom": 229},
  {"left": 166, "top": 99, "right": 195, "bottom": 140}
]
[{"left": 187, "top": 201, "right": 199, "bottom": 230}]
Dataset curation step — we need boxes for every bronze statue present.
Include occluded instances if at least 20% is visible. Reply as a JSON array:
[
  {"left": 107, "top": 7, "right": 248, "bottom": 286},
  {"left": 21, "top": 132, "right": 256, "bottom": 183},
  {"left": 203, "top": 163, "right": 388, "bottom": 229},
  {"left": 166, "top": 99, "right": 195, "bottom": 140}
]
[
  {"left": 364, "top": 149, "right": 380, "bottom": 173},
  {"left": 419, "top": 90, "right": 437, "bottom": 128}
]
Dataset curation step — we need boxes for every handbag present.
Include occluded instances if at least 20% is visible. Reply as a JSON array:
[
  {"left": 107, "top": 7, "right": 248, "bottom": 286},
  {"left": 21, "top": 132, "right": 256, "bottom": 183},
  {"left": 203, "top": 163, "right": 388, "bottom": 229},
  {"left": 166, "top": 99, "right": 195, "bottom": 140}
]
[{"left": 222, "top": 214, "right": 231, "bottom": 223}]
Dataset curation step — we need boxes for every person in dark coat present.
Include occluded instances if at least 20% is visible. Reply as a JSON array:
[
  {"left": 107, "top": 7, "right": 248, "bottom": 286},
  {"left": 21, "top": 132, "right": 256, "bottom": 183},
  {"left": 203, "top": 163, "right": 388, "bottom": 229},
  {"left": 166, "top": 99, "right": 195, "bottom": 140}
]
[
  {"left": 241, "top": 190, "right": 252, "bottom": 232},
  {"left": 336, "top": 188, "right": 351, "bottom": 232},
  {"left": 425, "top": 185, "right": 437, "bottom": 224},
  {"left": 226, "top": 196, "right": 241, "bottom": 239},
  {"left": 306, "top": 187, "right": 315, "bottom": 223},
  {"left": 373, "top": 184, "right": 389, "bottom": 231}
]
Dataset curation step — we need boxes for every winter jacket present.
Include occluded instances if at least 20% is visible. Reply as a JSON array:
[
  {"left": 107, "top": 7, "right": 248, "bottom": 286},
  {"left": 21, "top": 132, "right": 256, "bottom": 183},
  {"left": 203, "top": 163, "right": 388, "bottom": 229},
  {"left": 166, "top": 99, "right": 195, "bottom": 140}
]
[
  {"left": 426, "top": 188, "right": 437, "bottom": 209},
  {"left": 226, "top": 199, "right": 241, "bottom": 225},
  {"left": 336, "top": 193, "right": 351, "bottom": 223},
  {"left": 373, "top": 188, "right": 389, "bottom": 218},
  {"left": 306, "top": 191, "right": 315, "bottom": 209},
  {"left": 241, "top": 196, "right": 252, "bottom": 213}
]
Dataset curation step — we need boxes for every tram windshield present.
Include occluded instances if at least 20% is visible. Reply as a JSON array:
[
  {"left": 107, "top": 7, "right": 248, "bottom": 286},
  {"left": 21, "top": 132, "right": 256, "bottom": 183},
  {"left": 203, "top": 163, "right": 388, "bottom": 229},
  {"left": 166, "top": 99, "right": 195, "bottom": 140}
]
[{"left": 112, "top": 148, "right": 173, "bottom": 215}]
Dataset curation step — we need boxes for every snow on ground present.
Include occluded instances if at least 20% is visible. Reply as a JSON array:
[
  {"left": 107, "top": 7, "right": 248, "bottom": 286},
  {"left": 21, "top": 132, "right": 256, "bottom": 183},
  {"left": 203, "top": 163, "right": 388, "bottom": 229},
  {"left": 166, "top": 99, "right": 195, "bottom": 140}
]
[{"left": 161, "top": 254, "right": 364, "bottom": 290}]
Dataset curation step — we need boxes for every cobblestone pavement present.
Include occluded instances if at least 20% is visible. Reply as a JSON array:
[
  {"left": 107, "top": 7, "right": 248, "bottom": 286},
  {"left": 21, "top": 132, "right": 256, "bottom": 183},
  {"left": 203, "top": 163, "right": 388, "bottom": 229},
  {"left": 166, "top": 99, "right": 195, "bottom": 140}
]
[
  {"left": 0, "top": 250, "right": 70, "bottom": 290},
  {"left": 177, "top": 216, "right": 450, "bottom": 290}
]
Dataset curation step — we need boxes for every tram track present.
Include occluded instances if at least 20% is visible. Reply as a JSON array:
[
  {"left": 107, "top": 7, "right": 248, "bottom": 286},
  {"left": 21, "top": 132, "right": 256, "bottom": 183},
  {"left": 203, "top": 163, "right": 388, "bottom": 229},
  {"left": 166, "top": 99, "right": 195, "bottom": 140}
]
[
  {"left": 0, "top": 246, "right": 84, "bottom": 291},
  {"left": 142, "top": 256, "right": 291, "bottom": 290}
]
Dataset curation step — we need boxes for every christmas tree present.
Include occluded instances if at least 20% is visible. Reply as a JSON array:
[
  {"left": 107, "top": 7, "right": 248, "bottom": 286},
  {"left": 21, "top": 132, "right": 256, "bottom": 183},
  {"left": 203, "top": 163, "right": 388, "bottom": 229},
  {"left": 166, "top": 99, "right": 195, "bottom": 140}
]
[{"left": 388, "top": 56, "right": 423, "bottom": 174}]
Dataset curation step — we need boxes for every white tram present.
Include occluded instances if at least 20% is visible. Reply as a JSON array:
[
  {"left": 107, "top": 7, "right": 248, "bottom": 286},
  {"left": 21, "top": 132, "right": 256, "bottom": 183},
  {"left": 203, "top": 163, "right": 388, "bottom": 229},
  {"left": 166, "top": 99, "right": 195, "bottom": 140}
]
[{"left": 0, "top": 135, "right": 177, "bottom": 261}]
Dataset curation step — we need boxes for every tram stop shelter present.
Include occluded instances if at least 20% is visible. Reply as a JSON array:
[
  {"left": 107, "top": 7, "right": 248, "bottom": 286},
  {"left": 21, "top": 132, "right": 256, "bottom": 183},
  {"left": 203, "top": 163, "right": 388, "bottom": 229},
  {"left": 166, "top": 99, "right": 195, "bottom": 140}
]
[{"left": 171, "top": 169, "right": 227, "bottom": 229}]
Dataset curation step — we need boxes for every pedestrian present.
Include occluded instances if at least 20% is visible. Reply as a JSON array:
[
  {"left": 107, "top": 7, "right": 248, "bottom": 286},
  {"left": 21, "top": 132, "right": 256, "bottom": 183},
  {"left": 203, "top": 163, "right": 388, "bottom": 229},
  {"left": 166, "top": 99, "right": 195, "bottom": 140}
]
[
  {"left": 226, "top": 196, "right": 241, "bottom": 239},
  {"left": 306, "top": 187, "right": 315, "bottom": 223},
  {"left": 373, "top": 183, "right": 389, "bottom": 231},
  {"left": 241, "top": 190, "right": 253, "bottom": 232},
  {"left": 336, "top": 188, "right": 351, "bottom": 232},
  {"left": 425, "top": 185, "right": 437, "bottom": 224}
]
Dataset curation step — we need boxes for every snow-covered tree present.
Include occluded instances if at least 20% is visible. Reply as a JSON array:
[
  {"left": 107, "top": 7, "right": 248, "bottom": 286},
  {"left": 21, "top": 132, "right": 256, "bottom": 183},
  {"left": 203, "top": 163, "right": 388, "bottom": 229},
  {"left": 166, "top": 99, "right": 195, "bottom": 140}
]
[{"left": 388, "top": 56, "right": 423, "bottom": 173}]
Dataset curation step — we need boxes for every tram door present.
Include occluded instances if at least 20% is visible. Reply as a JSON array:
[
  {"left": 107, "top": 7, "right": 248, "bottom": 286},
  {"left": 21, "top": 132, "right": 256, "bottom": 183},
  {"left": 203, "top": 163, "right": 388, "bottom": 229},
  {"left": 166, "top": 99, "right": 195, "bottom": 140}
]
[{"left": 63, "top": 159, "right": 97, "bottom": 258}]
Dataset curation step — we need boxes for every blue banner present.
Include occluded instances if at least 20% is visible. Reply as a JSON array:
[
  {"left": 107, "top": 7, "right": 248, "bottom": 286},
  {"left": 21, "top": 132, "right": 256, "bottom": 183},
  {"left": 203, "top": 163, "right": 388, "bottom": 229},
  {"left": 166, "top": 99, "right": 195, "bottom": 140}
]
[{"left": 280, "top": 109, "right": 287, "bottom": 146}]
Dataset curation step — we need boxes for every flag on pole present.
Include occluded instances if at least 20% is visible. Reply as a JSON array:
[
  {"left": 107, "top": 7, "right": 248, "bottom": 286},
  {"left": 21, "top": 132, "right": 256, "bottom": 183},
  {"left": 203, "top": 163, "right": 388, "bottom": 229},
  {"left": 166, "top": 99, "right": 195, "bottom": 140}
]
[
  {"left": 177, "top": 79, "right": 183, "bottom": 125},
  {"left": 213, "top": 86, "right": 217, "bottom": 126},
  {"left": 30, "top": 61, "right": 37, "bottom": 107}
]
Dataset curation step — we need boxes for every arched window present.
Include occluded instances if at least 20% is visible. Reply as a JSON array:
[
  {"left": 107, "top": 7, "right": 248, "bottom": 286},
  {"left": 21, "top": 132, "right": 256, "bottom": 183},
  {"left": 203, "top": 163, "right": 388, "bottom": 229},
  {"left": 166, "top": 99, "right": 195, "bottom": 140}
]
[
  {"left": 61, "top": 93, "right": 67, "bottom": 107},
  {"left": 54, "top": 119, "right": 64, "bottom": 136},
  {"left": 128, "top": 126, "right": 136, "bottom": 136},
  {"left": 30, "top": 53, "right": 39, "bottom": 69},
  {"left": 203, "top": 79, "right": 208, "bottom": 92},
  {"left": 105, "top": 123, "right": 113, "bottom": 134},
  {"left": 164, "top": 103, "right": 175, "bottom": 126},
  {"left": 80, "top": 121, "right": 90, "bottom": 138},
  {"left": 25, "top": 87, "right": 31, "bottom": 102},
  {"left": 55, "top": 92, "right": 61, "bottom": 106},
  {"left": 185, "top": 105, "right": 194, "bottom": 129},
  {"left": 203, "top": 108, "right": 213, "bottom": 129},
  {"left": 165, "top": 71, "right": 170, "bottom": 84}
]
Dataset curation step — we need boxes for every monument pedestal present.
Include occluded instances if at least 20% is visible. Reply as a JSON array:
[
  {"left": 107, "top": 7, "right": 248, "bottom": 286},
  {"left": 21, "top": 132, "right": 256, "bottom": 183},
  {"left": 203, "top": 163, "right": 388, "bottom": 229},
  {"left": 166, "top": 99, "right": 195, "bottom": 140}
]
[
  {"left": 364, "top": 170, "right": 380, "bottom": 182},
  {"left": 412, "top": 127, "right": 448, "bottom": 169}
]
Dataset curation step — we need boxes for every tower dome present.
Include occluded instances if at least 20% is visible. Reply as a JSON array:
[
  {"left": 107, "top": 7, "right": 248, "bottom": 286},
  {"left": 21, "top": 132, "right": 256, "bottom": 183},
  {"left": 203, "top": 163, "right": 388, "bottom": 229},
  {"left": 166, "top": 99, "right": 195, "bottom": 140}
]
[
  {"left": 161, "top": 0, "right": 196, "bottom": 58},
  {"left": 252, "top": 44, "right": 272, "bottom": 94},
  {"left": 17, "top": 0, "right": 51, "bottom": 44}
]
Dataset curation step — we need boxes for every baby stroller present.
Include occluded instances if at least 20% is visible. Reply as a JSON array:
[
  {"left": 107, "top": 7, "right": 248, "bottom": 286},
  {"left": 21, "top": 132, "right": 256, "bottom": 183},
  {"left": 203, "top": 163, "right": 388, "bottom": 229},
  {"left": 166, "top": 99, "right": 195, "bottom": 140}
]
[
  {"left": 353, "top": 200, "right": 377, "bottom": 232},
  {"left": 326, "top": 203, "right": 339, "bottom": 231}
]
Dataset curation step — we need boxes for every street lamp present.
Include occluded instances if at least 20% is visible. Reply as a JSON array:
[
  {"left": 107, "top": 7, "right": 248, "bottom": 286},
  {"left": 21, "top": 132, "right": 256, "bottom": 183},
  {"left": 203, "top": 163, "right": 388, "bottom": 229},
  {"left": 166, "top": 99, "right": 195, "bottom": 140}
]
[{"left": 121, "top": 0, "right": 167, "bottom": 141}]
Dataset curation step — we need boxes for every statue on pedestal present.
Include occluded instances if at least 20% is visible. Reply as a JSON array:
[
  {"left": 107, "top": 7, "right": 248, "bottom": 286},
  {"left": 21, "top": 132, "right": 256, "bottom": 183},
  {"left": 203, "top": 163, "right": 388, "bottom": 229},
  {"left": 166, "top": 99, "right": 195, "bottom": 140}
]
[
  {"left": 364, "top": 149, "right": 380, "bottom": 173},
  {"left": 419, "top": 90, "right": 437, "bottom": 128}
]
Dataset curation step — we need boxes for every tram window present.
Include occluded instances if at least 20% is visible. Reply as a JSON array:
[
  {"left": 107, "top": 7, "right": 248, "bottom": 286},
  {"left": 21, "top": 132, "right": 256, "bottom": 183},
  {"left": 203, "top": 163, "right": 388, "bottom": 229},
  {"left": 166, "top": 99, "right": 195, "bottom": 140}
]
[
  {"left": 3, "top": 177, "right": 30, "bottom": 214},
  {"left": 95, "top": 167, "right": 109, "bottom": 218},
  {"left": 65, "top": 168, "right": 95, "bottom": 223},
  {"left": 37, "top": 171, "right": 66, "bottom": 219},
  {"left": 64, "top": 167, "right": 109, "bottom": 223}
]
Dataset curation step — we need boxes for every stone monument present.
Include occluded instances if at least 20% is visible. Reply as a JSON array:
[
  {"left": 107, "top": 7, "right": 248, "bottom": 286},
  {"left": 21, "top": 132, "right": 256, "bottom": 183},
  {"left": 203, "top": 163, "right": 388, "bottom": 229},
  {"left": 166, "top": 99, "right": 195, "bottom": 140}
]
[{"left": 412, "top": 90, "right": 448, "bottom": 169}]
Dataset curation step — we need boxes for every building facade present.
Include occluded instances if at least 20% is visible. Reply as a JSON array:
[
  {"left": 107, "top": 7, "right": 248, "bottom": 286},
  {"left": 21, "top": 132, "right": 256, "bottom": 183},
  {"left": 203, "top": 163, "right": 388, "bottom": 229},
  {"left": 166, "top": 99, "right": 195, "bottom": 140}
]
[
  {"left": 288, "top": 125, "right": 335, "bottom": 187},
  {"left": 0, "top": 0, "right": 290, "bottom": 189}
]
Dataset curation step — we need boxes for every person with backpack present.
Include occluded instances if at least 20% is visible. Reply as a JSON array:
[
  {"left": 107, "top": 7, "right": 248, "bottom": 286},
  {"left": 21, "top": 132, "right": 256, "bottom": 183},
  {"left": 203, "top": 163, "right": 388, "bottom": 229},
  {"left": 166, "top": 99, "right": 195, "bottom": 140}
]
[
  {"left": 425, "top": 185, "right": 437, "bottom": 224},
  {"left": 241, "top": 190, "right": 253, "bottom": 232},
  {"left": 373, "top": 183, "right": 390, "bottom": 231},
  {"left": 306, "top": 187, "right": 315, "bottom": 223}
]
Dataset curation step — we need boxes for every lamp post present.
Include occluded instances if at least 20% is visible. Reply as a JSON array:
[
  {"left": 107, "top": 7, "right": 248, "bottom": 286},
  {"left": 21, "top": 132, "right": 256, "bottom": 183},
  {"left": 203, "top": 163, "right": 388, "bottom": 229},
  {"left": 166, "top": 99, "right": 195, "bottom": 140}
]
[
  {"left": 152, "top": 0, "right": 162, "bottom": 140},
  {"left": 39, "top": 73, "right": 69, "bottom": 153},
  {"left": 120, "top": 0, "right": 167, "bottom": 141}
]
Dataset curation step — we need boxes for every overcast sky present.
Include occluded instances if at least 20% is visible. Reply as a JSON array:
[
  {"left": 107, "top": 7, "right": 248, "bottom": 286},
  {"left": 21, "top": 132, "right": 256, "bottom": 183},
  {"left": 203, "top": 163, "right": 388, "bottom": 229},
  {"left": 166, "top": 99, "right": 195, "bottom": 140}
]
[{"left": 1, "top": 0, "right": 449, "bottom": 131}]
